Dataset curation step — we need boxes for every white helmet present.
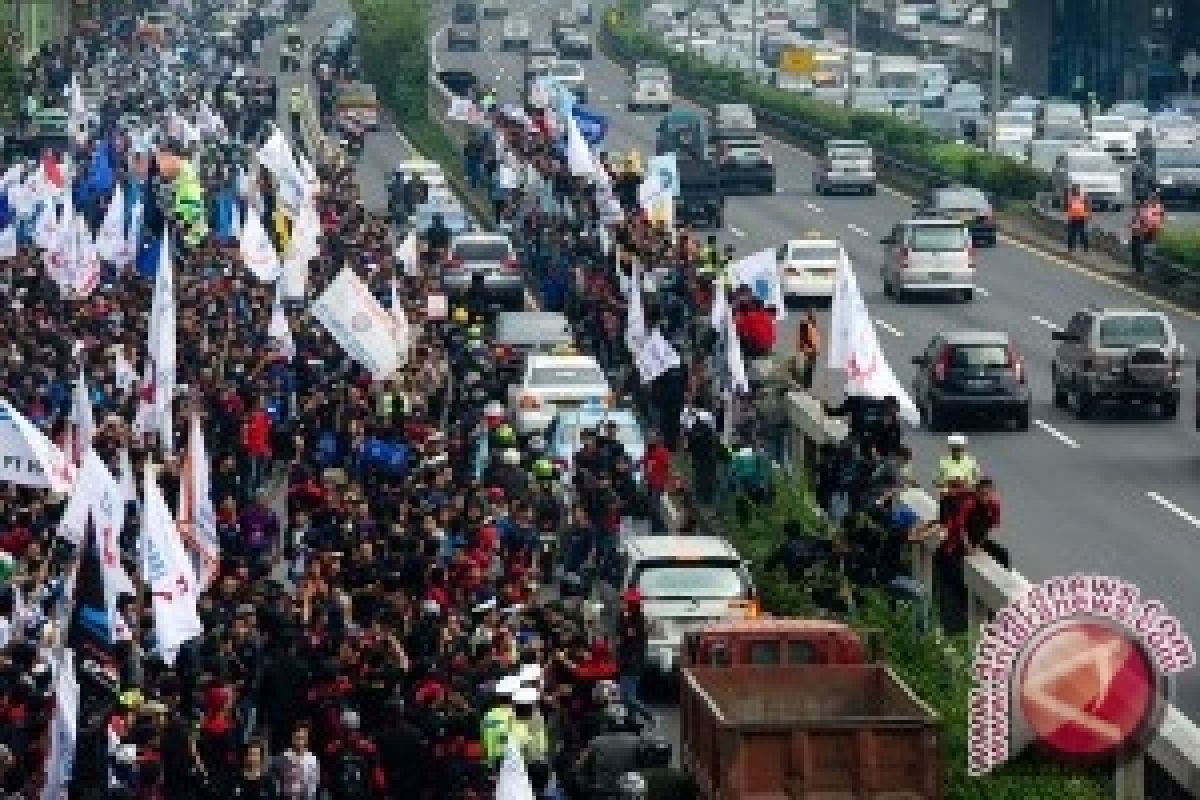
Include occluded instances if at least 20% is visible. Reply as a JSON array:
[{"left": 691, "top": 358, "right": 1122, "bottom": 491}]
[
  {"left": 502, "top": 448, "right": 522, "bottom": 465},
  {"left": 947, "top": 433, "right": 967, "bottom": 448}
]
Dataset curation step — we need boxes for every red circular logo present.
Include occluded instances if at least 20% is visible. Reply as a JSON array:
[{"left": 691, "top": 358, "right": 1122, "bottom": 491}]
[{"left": 1017, "top": 618, "right": 1160, "bottom": 761}]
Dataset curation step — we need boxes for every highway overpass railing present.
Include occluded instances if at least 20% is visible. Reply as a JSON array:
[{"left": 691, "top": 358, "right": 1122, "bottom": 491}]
[{"left": 769, "top": 391, "right": 1200, "bottom": 799}]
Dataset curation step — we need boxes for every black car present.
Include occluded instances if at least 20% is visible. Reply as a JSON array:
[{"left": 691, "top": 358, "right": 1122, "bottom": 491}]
[
  {"left": 911, "top": 331, "right": 1031, "bottom": 431},
  {"left": 714, "top": 135, "right": 775, "bottom": 195},
  {"left": 675, "top": 158, "right": 724, "bottom": 229},
  {"left": 919, "top": 185, "right": 996, "bottom": 246},
  {"left": 1132, "top": 145, "right": 1200, "bottom": 207}
]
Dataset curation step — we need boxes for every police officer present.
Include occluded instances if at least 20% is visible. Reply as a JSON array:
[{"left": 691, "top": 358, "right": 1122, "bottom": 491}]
[
  {"left": 509, "top": 687, "right": 550, "bottom": 792},
  {"left": 481, "top": 678, "right": 517, "bottom": 768},
  {"left": 934, "top": 434, "right": 980, "bottom": 494}
]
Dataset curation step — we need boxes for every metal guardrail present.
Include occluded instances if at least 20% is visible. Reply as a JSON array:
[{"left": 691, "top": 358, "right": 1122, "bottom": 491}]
[{"left": 777, "top": 391, "right": 1200, "bottom": 800}]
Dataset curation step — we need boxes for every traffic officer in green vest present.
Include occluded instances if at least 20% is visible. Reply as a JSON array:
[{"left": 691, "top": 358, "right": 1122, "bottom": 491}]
[
  {"left": 696, "top": 234, "right": 722, "bottom": 277},
  {"left": 481, "top": 677, "right": 518, "bottom": 768},
  {"left": 934, "top": 433, "right": 981, "bottom": 494}
]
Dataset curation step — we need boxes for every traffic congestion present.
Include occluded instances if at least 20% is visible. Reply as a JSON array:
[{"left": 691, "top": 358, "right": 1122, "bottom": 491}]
[{"left": 0, "top": 0, "right": 1199, "bottom": 796}]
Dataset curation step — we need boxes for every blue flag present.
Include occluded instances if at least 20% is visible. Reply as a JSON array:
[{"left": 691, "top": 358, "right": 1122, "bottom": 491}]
[
  {"left": 78, "top": 141, "right": 116, "bottom": 206},
  {"left": 0, "top": 190, "right": 11, "bottom": 230},
  {"left": 572, "top": 106, "right": 609, "bottom": 146},
  {"left": 136, "top": 236, "right": 162, "bottom": 278}
]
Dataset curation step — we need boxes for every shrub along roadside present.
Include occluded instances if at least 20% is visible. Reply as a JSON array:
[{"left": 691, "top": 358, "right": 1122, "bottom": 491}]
[
  {"left": 601, "top": 8, "right": 1048, "bottom": 206},
  {"left": 721, "top": 475, "right": 1112, "bottom": 800},
  {"left": 1156, "top": 227, "right": 1200, "bottom": 273}
]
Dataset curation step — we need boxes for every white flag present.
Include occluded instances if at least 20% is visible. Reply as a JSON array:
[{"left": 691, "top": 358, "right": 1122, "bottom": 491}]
[
  {"left": 96, "top": 183, "right": 127, "bottom": 264},
  {"left": 141, "top": 463, "right": 203, "bottom": 665},
  {"left": 395, "top": 230, "right": 419, "bottom": 277},
  {"left": 179, "top": 414, "right": 220, "bottom": 592},
  {"left": 391, "top": 279, "right": 410, "bottom": 368},
  {"left": 311, "top": 268, "right": 402, "bottom": 380},
  {"left": 730, "top": 247, "right": 786, "bottom": 320},
  {"left": 268, "top": 285, "right": 296, "bottom": 361},
  {"left": 40, "top": 648, "right": 79, "bottom": 800},
  {"left": 70, "top": 365, "right": 94, "bottom": 464},
  {"left": 624, "top": 260, "right": 647, "bottom": 354},
  {"left": 58, "top": 449, "right": 126, "bottom": 545},
  {"left": 495, "top": 742, "right": 536, "bottom": 800},
  {"left": 117, "top": 447, "right": 137, "bottom": 506},
  {"left": 634, "top": 328, "right": 682, "bottom": 384},
  {"left": 149, "top": 236, "right": 176, "bottom": 453},
  {"left": 256, "top": 127, "right": 308, "bottom": 216},
  {"left": 0, "top": 396, "right": 75, "bottom": 491},
  {"left": 240, "top": 206, "right": 282, "bottom": 281},
  {"left": 67, "top": 213, "right": 101, "bottom": 297},
  {"left": 0, "top": 225, "right": 15, "bottom": 260},
  {"left": 566, "top": 113, "right": 597, "bottom": 178},
  {"left": 125, "top": 200, "right": 143, "bottom": 265},
  {"left": 113, "top": 346, "right": 136, "bottom": 393},
  {"left": 710, "top": 273, "right": 729, "bottom": 331},
  {"left": 829, "top": 254, "right": 919, "bottom": 424},
  {"left": 68, "top": 75, "right": 88, "bottom": 142},
  {"left": 724, "top": 303, "right": 750, "bottom": 395}
]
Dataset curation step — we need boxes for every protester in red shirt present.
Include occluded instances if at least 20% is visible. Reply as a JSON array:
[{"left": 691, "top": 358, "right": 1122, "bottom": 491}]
[
  {"left": 947, "top": 477, "right": 1005, "bottom": 567},
  {"left": 641, "top": 432, "right": 672, "bottom": 499},
  {"left": 241, "top": 397, "right": 272, "bottom": 492},
  {"left": 734, "top": 296, "right": 776, "bottom": 358}
]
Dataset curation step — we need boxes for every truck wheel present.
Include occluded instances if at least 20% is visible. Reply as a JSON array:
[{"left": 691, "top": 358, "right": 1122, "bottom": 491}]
[
  {"left": 960, "top": 288, "right": 974, "bottom": 303},
  {"left": 1161, "top": 399, "right": 1179, "bottom": 420},
  {"left": 865, "top": 184, "right": 877, "bottom": 196},
  {"left": 1052, "top": 372, "right": 1068, "bottom": 409}
]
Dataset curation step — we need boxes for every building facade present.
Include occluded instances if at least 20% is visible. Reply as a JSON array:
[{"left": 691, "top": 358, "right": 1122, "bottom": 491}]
[{"left": 1010, "top": 0, "right": 1197, "bottom": 107}]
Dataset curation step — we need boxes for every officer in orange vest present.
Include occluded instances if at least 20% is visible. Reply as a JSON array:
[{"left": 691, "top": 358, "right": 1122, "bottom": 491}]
[{"left": 1065, "top": 184, "right": 1090, "bottom": 253}]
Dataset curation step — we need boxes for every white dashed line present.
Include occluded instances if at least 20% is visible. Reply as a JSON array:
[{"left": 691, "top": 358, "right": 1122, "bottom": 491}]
[
  {"left": 975, "top": 287, "right": 990, "bottom": 298},
  {"left": 730, "top": 226, "right": 746, "bottom": 238},
  {"left": 847, "top": 223, "right": 871, "bottom": 237},
  {"left": 804, "top": 202, "right": 823, "bottom": 213},
  {"left": 873, "top": 319, "right": 904, "bottom": 337},
  {"left": 1147, "top": 492, "right": 1200, "bottom": 529},
  {"left": 1033, "top": 419, "right": 1080, "bottom": 449},
  {"left": 1030, "top": 315, "right": 1061, "bottom": 331}
]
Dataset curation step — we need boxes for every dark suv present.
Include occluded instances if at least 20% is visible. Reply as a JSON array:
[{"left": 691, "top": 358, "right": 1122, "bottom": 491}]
[
  {"left": 911, "top": 331, "right": 1031, "bottom": 431},
  {"left": 1132, "top": 145, "right": 1200, "bottom": 207},
  {"left": 1051, "top": 308, "right": 1183, "bottom": 419}
]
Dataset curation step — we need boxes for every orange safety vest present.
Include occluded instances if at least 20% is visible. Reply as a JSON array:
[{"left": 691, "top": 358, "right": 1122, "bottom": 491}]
[{"left": 1066, "top": 193, "right": 1089, "bottom": 221}]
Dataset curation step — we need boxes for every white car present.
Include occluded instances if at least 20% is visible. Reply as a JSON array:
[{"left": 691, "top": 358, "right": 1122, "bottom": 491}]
[
  {"left": 508, "top": 354, "right": 612, "bottom": 435},
  {"left": 630, "top": 66, "right": 671, "bottom": 111},
  {"left": 777, "top": 236, "right": 845, "bottom": 302},
  {"left": 1089, "top": 115, "right": 1138, "bottom": 162}
]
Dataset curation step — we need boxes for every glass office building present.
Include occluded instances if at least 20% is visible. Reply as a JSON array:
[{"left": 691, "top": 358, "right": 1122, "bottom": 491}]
[{"left": 1011, "top": 0, "right": 1193, "bottom": 107}]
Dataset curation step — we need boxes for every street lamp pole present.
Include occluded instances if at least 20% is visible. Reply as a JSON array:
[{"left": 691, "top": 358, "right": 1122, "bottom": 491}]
[
  {"left": 750, "top": 0, "right": 758, "bottom": 81},
  {"left": 846, "top": 0, "right": 857, "bottom": 109},
  {"left": 990, "top": 0, "right": 1008, "bottom": 152}
]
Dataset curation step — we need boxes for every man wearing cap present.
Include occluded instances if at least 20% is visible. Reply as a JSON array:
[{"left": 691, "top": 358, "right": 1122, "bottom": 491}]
[
  {"left": 481, "top": 677, "right": 517, "bottom": 768},
  {"left": 509, "top": 685, "right": 550, "bottom": 792},
  {"left": 934, "top": 434, "right": 980, "bottom": 493}
]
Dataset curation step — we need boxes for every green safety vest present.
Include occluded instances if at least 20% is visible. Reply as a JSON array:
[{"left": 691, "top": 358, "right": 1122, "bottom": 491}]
[
  {"left": 510, "top": 716, "right": 549, "bottom": 764},
  {"left": 935, "top": 454, "right": 980, "bottom": 487},
  {"left": 481, "top": 706, "right": 514, "bottom": 765}
]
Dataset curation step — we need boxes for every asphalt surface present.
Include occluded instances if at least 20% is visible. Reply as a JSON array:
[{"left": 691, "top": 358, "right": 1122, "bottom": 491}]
[{"left": 436, "top": 0, "right": 1200, "bottom": 719}]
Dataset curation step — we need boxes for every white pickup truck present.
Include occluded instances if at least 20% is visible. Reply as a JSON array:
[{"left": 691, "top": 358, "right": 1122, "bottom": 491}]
[{"left": 630, "top": 62, "right": 672, "bottom": 111}]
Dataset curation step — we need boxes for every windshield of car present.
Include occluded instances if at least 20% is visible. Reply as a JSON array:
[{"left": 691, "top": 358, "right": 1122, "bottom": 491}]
[
  {"left": 1091, "top": 118, "right": 1129, "bottom": 133},
  {"left": 453, "top": 241, "right": 510, "bottom": 261},
  {"left": 638, "top": 67, "right": 669, "bottom": 82},
  {"left": 788, "top": 244, "right": 841, "bottom": 262},
  {"left": 829, "top": 146, "right": 871, "bottom": 161},
  {"left": 1098, "top": 316, "right": 1168, "bottom": 348},
  {"left": 949, "top": 344, "right": 1010, "bottom": 368},
  {"left": 934, "top": 189, "right": 988, "bottom": 210},
  {"left": 635, "top": 562, "right": 747, "bottom": 599},
  {"left": 530, "top": 366, "right": 606, "bottom": 386},
  {"left": 1068, "top": 153, "right": 1116, "bottom": 172},
  {"left": 1156, "top": 148, "right": 1200, "bottom": 168},
  {"left": 908, "top": 225, "right": 968, "bottom": 251}
]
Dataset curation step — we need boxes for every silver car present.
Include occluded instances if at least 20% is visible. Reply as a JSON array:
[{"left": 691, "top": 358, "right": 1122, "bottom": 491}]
[
  {"left": 881, "top": 217, "right": 975, "bottom": 302},
  {"left": 442, "top": 233, "right": 524, "bottom": 309},
  {"left": 1051, "top": 149, "right": 1124, "bottom": 211}
]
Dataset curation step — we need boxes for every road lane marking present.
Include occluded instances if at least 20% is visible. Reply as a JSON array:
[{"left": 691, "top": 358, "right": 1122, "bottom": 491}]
[
  {"left": 976, "top": 287, "right": 990, "bottom": 297},
  {"left": 1033, "top": 419, "right": 1080, "bottom": 449},
  {"left": 873, "top": 319, "right": 904, "bottom": 337},
  {"left": 804, "top": 202, "right": 823, "bottom": 213},
  {"left": 730, "top": 226, "right": 746, "bottom": 238},
  {"left": 1147, "top": 492, "right": 1200, "bottom": 529},
  {"left": 1031, "top": 315, "right": 1061, "bottom": 331},
  {"left": 847, "top": 223, "right": 871, "bottom": 237}
]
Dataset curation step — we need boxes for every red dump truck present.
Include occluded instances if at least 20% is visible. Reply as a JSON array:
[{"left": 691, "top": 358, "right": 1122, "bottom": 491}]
[{"left": 679, "top": 620, "right": 943, "bottom": 799}]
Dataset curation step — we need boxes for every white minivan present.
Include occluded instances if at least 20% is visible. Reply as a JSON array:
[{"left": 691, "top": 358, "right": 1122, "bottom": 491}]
[{"left": 881, "top": 217, "right": 975, "bottom": 302}]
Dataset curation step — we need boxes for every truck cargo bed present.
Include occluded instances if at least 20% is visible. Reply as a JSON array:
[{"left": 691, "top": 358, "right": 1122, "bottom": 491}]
[{"left": 681, "top": 665, "right": 942, "bottom": 800}]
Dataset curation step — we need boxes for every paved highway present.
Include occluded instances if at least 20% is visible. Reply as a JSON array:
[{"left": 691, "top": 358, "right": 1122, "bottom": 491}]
[{"left": 436, "top": 1, "right": 1200, "bottom": 717}]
